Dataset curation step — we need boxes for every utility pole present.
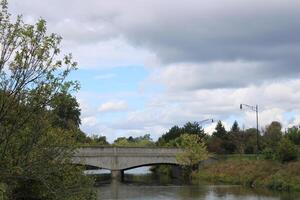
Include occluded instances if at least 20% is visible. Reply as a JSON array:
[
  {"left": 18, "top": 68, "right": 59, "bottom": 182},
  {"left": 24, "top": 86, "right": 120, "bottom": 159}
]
[{"left": 240, "top": 104, "right": 260, "bottom": 155}]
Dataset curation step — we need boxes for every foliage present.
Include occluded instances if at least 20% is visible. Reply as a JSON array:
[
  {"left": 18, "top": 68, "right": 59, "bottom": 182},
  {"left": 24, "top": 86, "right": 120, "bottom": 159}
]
[
  {"left": 0, "top": 2, "right": 94, "bottom": 199},
  {"left": 113, "top": 134, "right": 155, "bottom": 147},
  {"left": 263, "top": 121, "right": 283, "bottom": 151},
  {"left": 157, "top": 122, "right": 205, "bottom": 146},
  {"left": 286, "top": 126, "right": 300, "bottom": 145},
  {"left": 50, "top": 92, "right": 88, "bottom": 143},
  {"left": 175, "top": 134, "right": 208, "bottom": 171},
  {"left": 277, "top": 137, "right": 298, "bottom": 163},
  {"left": 208, "top": 121, "right": 238, "bottom": 154},
  {"left": 83, "top": 135, "right": 110, "bottom": 146},
  {"left": 213, "top": 121, "right": 227, "bottom": 139},
  {"left": 262, "top": 148, "right": 277, "bottom": 160}
]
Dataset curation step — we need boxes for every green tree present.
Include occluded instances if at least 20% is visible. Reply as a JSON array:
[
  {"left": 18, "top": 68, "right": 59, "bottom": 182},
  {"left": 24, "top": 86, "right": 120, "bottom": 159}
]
[
  {"left": 0, "top": 2, "right": 94, "bottom": 199},
  {"left": 50, "top": 92, "right": 81, "bottom": 129},
  {"left": 263, "top": 121, "right": 283, "bottom": 151},
  {"left": 286, "top": 126, "right": 300, "bottom": 145},
  {"left": 85, "top": 135, "right": 109, "bottom": 145},
  {"left": 175, "top": 134, "right": 208, "bottom": 176},
  {"left": 243, "top": 128, "right": 259, "bottom": 154},
  {"left": 113, "top": 134, "right": 154, "bottom": 147},
  {"left": 229, "top": 121, "right": 243, "bottom": 153},
  {"left": 213, "top": 121, "right": 227, "bottom": 139},
  {"left": 208, "top": 121, "right": 229, "bottom": 154},
  {"left": 231, "top": 121, "right": 240, "bottom": 133},
  {"left": 157, "top": 122, "right": 205, "bottom": 146},
  {"left": 277, "top": 137, "right": 298, "bottom": 163},
  {"left": 50, "top": 92, "right": 87, "bottom": 142},
  {"left": 113, "top": 137, "right": 131, "bottom": 146}
]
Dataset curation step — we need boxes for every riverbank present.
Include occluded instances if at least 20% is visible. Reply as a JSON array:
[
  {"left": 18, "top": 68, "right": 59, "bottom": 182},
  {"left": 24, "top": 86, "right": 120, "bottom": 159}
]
[{"left": 195, "top": 160, "right": 300, "bottom": 192}]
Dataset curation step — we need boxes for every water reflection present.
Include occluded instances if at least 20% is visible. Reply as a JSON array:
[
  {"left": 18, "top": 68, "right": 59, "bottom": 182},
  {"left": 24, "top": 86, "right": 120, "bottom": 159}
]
[{"left": 95, "top": 174, "right": 300, "bottom": 200}]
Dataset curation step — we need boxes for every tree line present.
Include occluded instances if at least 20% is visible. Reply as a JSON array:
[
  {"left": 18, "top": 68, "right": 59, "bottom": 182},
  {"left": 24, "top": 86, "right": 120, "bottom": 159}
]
[
  {"left": 157, "top": 120, "right": 300, "bottom": 163},
  {"left": 84, "top": 120, "right": 300, "bottom": 164}
]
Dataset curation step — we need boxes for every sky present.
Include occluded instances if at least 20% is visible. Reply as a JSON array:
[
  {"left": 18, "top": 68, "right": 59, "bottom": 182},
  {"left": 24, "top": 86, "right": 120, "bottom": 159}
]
[{"left": 9, "top": 0, "right": 300, "bottom": 142}]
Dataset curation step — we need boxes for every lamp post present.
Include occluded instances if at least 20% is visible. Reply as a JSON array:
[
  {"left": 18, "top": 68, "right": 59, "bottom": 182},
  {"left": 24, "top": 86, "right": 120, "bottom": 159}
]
[{"left": 240, "top": 104, "right": 259, "bottom": 154}]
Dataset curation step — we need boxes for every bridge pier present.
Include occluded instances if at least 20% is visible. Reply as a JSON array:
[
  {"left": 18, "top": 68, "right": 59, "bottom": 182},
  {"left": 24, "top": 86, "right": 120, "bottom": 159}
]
[{"left": 111, "top": 170, "right": 124, "bottom": 181}]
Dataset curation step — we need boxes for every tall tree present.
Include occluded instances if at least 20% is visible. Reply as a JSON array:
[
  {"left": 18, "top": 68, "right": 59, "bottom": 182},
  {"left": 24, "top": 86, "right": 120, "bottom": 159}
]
[
  {"left": 263, "top": 121, "right": 283, "bottom": 151},
  {"left": 0, "top": 2, "right": 94, "bottom": 199},
  {"left": 231, "top": 121, "right": 240, "bottom": 133},
  {"left": 213, "top": 121, "right": 227, "bottom": 139}
]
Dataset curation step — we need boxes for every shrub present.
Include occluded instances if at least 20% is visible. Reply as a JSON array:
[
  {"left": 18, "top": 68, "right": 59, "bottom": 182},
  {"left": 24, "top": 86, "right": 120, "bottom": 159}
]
[
  {"left": 277, "top": 138, "right": 298, "bottom": 163},
  {"left": 262, "top": 148, "right": 277, "bottom": 160}
]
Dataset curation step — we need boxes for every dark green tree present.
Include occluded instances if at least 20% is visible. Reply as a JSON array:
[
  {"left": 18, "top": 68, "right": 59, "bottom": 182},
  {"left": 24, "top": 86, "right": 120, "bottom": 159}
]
[
  {"left": 243, "top": 128, "right": 259, "bottom": 154},
  {"left": 286, "top": 126, "right": 300, "bottom": 145},
  {"left": 277, "top": 137, "right": 298, "bottom": 163},
  {"left": 50, "top": 92, "right": 87, "bottom": 142},
  {"left": 263, "top": 121, "right": 283, "bottom": 151},
  {"left": 183, "top": 122, "right": 205, "bottom": 138},
  {"left": 231, "top": 121, "right": 240, "bottom": 133},
  {"left": 213, "top": 121, "right": 227, "bottom": 139},
  {"left": 157, "top": 125, "right": 182, "bottom": 145},
  {"left": 50, "top": 92, "right": 81, "bottom": 129},
  {"left": 157, "top": 122, "right": 205, "bottom": 146}
]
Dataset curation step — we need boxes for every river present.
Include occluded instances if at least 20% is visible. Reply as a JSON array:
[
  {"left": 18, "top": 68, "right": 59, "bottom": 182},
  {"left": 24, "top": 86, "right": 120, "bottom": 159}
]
[{"left": 89, "top": 168, "right": 300, "bottom": 200}]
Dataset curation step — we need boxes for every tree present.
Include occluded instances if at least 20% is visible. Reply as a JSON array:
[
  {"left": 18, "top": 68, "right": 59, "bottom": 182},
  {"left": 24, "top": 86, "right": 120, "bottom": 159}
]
[
  {"left": 175, "top": 134, "right": 208, "bottom": 176},
  {"left": 213, "top": 121, "right": 227, "bottom": 139},
  {"left": 50, "top": 92, "right": 81, "bottom": 129},
  {"left": 263, "top": 121, "right": 283, "bottom": 151},
  {"left": 243, "top": 128, "right": 259, "bottom": 154},
  {"left": 231, "top": 121, "right": 240, "bottom": 133},
  {"left": 0, "top": 2, "right": 94, "bottom": 199},
  {"left": 286, "top": 126, "right": 300, "bottom": 145},
  {"left": 113, "top": 134, "right": 154, "bottom": 147},
  {"left": 229, "top": 121, "right": 243, "bottom": 154},
  {"left": 277, "top": 138, "right": 298, "bottom": 163},
  {"left": 183, "top": 122, "right": 205, "bottom": 138},
  {"left": 157, "top": 125, "right": 183, "bottom": 146},
  {"left": 208, "top": 121, "right": 229, "bottom": 154},
  {"left": 85, "top": 135, "right": 109, "bottom": 145},
  {"left": 50, "top": 92, "right": 87, "bottom": 142},
  {"left": 157, "top": 122, "right": 205, "bottom": 146}
]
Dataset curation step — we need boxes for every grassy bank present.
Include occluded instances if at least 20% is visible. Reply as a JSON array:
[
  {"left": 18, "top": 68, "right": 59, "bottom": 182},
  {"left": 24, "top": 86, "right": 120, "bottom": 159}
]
[{"left": 196, "top": 160, "right": 300, "bottom": 192}]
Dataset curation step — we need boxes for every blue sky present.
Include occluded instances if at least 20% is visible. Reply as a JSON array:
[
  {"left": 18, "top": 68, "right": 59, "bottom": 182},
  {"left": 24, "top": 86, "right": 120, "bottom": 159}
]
[{"left": 10, "top": 0, "right": 300, "bottom": 142}]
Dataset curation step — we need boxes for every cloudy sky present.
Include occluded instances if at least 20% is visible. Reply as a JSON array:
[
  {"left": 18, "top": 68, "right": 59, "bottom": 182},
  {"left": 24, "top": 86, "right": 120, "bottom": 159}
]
[{"left": 10, "top": 0, "right": 300, "bottom": 142}]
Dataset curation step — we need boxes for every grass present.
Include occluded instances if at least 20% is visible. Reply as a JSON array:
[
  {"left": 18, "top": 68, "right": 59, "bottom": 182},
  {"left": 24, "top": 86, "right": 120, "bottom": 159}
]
[{"left": 196, "top": 160, "right": 300, "bottom": 192}]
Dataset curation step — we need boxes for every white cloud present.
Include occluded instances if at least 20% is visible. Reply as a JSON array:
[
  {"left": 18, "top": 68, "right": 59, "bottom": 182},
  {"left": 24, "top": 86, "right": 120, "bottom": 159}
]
[
  {"left": 9, "top": 0, "right": 300, "bottom": 141},
  {"left": 82, "top": 116, "right": 98, "bottom": 127},
  {"left": 98, "top": 101, "right": 128, "bottom": 112}
]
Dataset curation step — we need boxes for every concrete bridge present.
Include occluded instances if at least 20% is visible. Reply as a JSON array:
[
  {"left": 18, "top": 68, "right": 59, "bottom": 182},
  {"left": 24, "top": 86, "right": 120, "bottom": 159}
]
[{"left": 72, "top": 147, "right": 182, "bottom": 179}]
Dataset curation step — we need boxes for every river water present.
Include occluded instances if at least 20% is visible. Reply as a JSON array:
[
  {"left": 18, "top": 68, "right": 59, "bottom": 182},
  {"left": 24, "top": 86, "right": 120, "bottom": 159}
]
[
  {"left": 91, "top": 168, "right": 300, "bottom": 200},
  {"left": 97, "top": 183, "right": 300, "bottom": 200}
]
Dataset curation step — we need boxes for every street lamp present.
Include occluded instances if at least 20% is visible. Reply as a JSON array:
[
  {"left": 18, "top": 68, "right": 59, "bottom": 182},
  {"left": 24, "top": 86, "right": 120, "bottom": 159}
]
[
  {"left": 240, "top": 104, "right": 260, "bottom": 154},
  {"left": 198, "top": 118, "right": 214, "bottom": 125}
]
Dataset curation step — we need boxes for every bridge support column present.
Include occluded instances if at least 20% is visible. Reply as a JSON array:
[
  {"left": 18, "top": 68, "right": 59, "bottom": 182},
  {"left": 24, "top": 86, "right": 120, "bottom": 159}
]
[{"left": 111, "top": 170, "right": 124, "bottom": 181}]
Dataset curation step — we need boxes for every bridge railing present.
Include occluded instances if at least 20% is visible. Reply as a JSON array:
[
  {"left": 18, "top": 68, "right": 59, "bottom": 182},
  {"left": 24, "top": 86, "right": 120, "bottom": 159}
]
[{"left": 74, "top": 146, "right": 182, "bottom": 157}]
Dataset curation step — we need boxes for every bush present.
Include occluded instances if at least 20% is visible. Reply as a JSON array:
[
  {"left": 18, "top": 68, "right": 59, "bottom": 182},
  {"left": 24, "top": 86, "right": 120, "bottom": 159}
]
[
  {"left": 277, "top": 138, "right": 298, "bottom": 163},
  {"left": 262, "top": 148, "right": 277, "bottom": 160},
  {"left": 196, "top": 160, "right": 300, "bottom": 192}
]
